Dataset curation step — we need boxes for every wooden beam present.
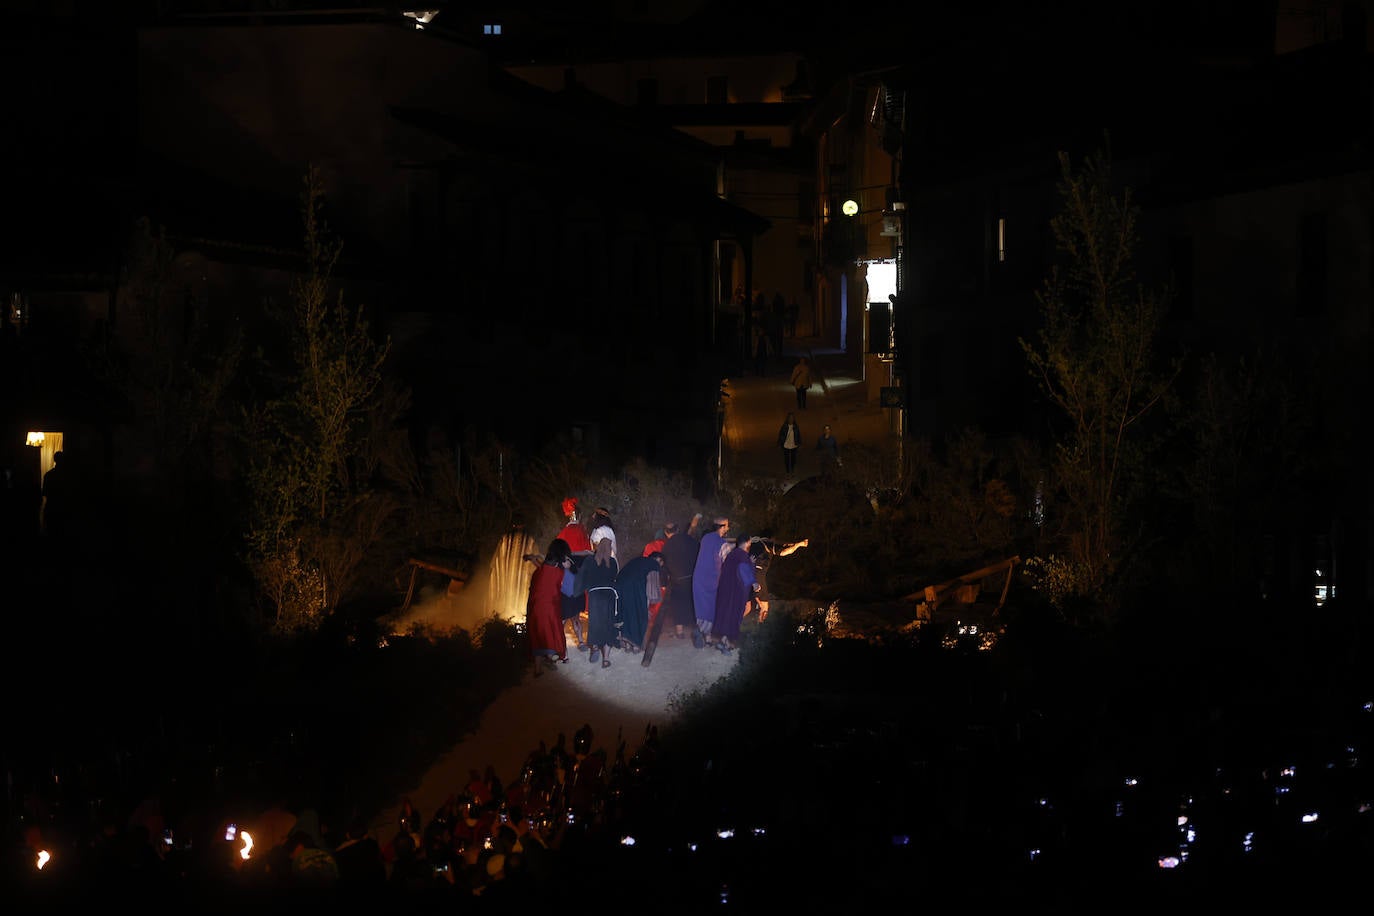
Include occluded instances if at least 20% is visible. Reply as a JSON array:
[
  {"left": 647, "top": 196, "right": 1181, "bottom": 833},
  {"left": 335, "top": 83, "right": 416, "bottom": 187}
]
[
  {"left": 406, "top": 557, "right": 469, "bottom": 580},
  {"left": 902, "top": 556, "right": 1022, "bottom": 609},
  {"left": 399, "top": 557, "right": 470, "bottom": 614}
]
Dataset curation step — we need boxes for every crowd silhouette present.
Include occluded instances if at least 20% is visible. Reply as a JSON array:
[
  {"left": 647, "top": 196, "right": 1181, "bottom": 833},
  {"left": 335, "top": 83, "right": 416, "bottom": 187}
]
[{"left": 7, "top": 717, "right": 688, "bottom": 910}]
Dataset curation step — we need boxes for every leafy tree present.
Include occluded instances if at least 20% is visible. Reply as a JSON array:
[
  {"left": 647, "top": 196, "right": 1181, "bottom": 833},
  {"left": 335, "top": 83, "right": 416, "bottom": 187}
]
[
  {"left": 1019, "top": 146, "right": 1180, "bottom": 615},
  {"left": 240, "top": 167, "right": 397, "bottom": 633}
]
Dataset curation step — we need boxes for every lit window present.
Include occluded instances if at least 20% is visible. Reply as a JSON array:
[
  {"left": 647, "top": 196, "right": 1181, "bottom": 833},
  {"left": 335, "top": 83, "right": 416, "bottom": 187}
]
[
  {"left": 483, "top": 23, "right": 502, "bottom": 36},
  {"left": 998, "top": 217, "right": 1007, "bottom": 263}
]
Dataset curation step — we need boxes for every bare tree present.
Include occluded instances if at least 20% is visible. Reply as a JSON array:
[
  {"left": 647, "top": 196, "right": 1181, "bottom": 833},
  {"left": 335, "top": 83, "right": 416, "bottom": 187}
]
[
  {"left": 1020, "top": 145, "right": 1180, "bottom": 612},
  {"left": 241, "top": 166, "right": 396, "bottom": 633}
]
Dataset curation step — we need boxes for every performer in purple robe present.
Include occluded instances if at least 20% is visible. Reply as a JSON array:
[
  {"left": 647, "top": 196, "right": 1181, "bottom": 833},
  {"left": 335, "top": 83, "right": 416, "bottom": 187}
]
[
  {"left": 692, "top": 516, "right": 731, "bottom": 647},
  {"left": 712, "top": 532, "right": 760, "bottom": 654}
]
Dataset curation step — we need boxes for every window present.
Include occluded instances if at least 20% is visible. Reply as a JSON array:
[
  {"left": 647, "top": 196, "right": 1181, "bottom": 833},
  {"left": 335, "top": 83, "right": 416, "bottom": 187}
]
[
  {"left": 483, "top": 23, "right": 502, "bottom": 36},
  {"left": 997, "top": 217, "right": 1006, "bottom": 263}
]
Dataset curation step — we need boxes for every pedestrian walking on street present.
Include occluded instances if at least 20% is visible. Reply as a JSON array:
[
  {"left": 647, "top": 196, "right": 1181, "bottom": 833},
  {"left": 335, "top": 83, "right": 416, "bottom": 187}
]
[
  {"left": 789, "top": 356, "right": 812, "bottom": 409},
  {"left": 777, "top": 412, "right": 802, "bottom": 475},
  {"left": 817, "top": 424, "right": 840, "bottom": 474},
  {"left": 767, "top": 294, "right": 785, "bottom": 360}
]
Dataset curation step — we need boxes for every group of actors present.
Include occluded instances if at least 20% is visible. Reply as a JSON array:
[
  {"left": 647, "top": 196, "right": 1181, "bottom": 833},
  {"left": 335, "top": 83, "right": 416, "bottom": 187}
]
[{"left": 524, "top": 498, "right": 806, "bottom": 673}]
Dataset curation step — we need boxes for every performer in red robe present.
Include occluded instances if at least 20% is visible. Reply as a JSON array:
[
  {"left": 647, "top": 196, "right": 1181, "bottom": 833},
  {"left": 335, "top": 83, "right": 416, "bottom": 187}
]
[{"left": 527, "top": 538, "right": 571, "bottom": 673}]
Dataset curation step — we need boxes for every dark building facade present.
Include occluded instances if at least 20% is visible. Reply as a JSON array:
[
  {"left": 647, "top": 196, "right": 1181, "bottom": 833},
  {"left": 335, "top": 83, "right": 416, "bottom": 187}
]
[
  {"left": 2, "top": 7, "right": 770, "bottom": 500},
  {"left": 881, "top": 3, "right": 1373, "bottom": 604}
]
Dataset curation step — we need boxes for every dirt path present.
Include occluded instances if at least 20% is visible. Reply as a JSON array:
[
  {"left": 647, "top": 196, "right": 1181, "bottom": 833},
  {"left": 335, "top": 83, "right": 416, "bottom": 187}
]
[{"left": 366, "top": 588, "right": 738, "bottom": 840}]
